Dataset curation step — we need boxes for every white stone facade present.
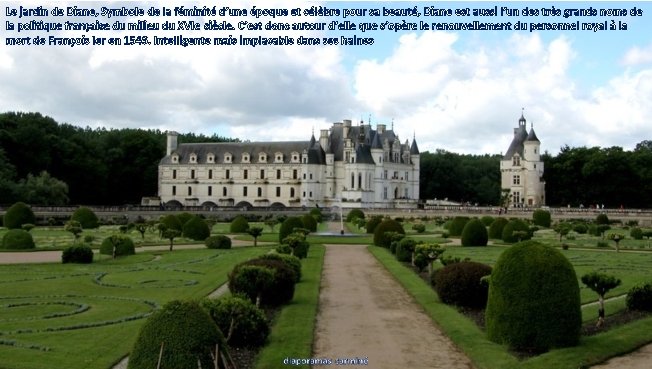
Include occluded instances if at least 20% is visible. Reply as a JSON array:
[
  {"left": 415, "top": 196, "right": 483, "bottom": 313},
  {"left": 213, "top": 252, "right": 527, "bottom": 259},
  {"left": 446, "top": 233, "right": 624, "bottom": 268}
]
[
  {"left": 500, "top": 113, "right": 545, "bottom": 207},
  {"left": 158, "top": 120, "right": 420, "bottom": 209}
]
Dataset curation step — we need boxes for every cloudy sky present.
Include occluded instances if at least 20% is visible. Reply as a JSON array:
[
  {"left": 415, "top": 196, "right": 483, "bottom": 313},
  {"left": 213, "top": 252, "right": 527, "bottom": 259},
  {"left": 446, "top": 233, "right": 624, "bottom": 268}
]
[{"left": 1, "top": 0, "right": 651, "bottom": 155}]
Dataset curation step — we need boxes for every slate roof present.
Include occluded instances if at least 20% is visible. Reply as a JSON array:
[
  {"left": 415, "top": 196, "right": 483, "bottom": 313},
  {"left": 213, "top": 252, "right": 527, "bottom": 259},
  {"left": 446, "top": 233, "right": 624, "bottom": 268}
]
[{"left": 160, "top": 141, "right": 309, "bottom": 164}]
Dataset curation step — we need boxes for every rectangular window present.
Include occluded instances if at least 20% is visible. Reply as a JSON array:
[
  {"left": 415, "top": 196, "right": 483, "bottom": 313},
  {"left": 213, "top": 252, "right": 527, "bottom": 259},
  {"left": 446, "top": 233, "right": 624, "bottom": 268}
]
[
  {"left": 383, "top": 170, "right": 388, "bottom": 179},
  {"left": 383, "top": 187, "right": 387, "bottom": 199},
  {"left": 405, "top": 172, "right": 409, "bottom": 181},
  {"left": 223, "top": 187, "right": 227, "bottom": 196},
  {"left": 172, "top": 170, "right": 177, "bottom": 179},
  {"left": 276, "top": 169, "right": 281, "bottom": 179},
  {"left": 243, "top": 186, "right": 248, "bottom": 196},
  {"left": 188, "top": 186, "right": 192, "bottom": 196},
  {"left": 191, "top": 170, "right": 195, "bottom": 179},
  {"left": 208, "top": 170, "right": 213, "bottom": 179},
  {"left": 309, "top": 173, "right": 313, "bottom": 180},
  {"left": 257, "top": 187, "right": 262, "bottom": 197},
  {"left": 276, "top": 187, "right": 281, "bottom": 197},
  {"left": 208, "top": 186, "right": 212, "bottom": 196},
  {"left": 244, "top": 170, "right": 248, "bottom": 179},
  {"left": 293, "top": 169, "right": 298, "bottom": 179},
  {"left": 303, "top": 173, "right": 306, "bottom": 179},
  {"left": 309, "top": 191, "right": 312, "bottom": 198},
  {"left": 260, "top": 169, "right": 265, "bottom": 179},
  {"left": 172, "top": 186, "right": 176, "bottom": 196},
  {"left": 303, "top": 191, "right": 306, "bottom": 198},
  {"left": 226, "top": 169, "right": 230, "bottom": 179},
  {"left": 513, "top": 175, "right": 520, "bottom": 185}
]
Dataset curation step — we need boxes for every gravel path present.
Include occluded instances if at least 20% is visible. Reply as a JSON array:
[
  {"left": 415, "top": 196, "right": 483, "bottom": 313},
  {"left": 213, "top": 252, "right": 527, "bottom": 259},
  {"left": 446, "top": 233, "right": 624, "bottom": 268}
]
[
  {"left": 591, "top": 344, "right": 652, "bottom": 369},
  {"left": 312, "top": 244, "right": 474, "bottom": 369}
]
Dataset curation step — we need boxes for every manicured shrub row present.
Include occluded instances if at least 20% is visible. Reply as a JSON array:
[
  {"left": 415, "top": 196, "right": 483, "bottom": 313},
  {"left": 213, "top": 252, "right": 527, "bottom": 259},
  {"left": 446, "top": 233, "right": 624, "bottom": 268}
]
[
  {"left": 447, "top": 216, "right": 469, "bottom": 237},
  {"left": 488, "top": 217, "right": 508, "bottom": 239},
  {"left": 70, "top": 207, "right": 99, "bottom": 229},
  {"left": 277, "top": 231, "right": 310, "bottom": 259},
  {"left": 501, "top": 219, "right": 531, "bottom": 243},
  {"left": 486, "top": 240, "right": 581, "bottom": 353},
  {"left": 278, "top": 216, "right": 304, "bottom": 243},
  {"left": 433, "top": 261, "right": 492, "bottom": 308}
]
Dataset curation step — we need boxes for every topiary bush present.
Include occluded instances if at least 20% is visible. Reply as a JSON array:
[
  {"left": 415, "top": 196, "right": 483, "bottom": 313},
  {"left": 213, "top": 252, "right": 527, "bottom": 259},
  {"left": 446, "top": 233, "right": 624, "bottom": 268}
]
[
  {"left": 532, "top": 209, "right": 551, "bottom": 228},
  {"left": 62, "top": 245, "right": 93, "bottom": 264},
  {"left": 481, "top": 216, "right": 495, "bottom": 227},
  {"left": 3, "top": 202, "right": 36, "bottom": 229},
  {"left": 630, "top": 227, "right": 644, "bottom": 240},
  {"left": 596, "top": 213, "right": 610, "bottom": 225},
  {"left": 201, "top": 296, "right": 269, "bottom": 348},
  {"left": 230, "top": 215, "right": 250, "bottom": 233},
  {"left": 128, "top": 300, "right": 228, "bottom": 369},
  {"left": 71, "top": 207, "right": 99, "bottom": 229},
  {"left": 434, "top": 261, "right": 492, "bottom": 308},
  {"left": 395, "top": 238, "right": 417, "bottom": 262},
  {"left": 411, "top": 224, "right": 426, "bottom": 233},
  {"left": 486, "top": 241, "right": 581, "bottom": 352},
  {"left": 160, "top": 214, "right": 183, "bottom": 232},
  {"left": 373, "top": 219, "right": 405, "bottom": 248},
  {"left": 626, "top": 283, "right": 652, "bottom": 311},
  {"left": 488, "top": 217, "right": 508, "bottom": 239},
  {"left": 182, "top": 216, "right": 210, "bottom": 241},
  {"left": 280, "top": 232, "right": 310, "bottom": 259},
  {"left": 346, "top": 209, "right": 365, "bottom": 222},
  {"left": 366, "top": 216, "right": 383, "bottom": 234},
  {"left": 309, "top": 208, "right": 323, "bottom": 223},
  {"left": 1, "top": 229, "right": 35, "bottom": 250},
  {"left": 448, "top": 216, "right": 469, "bottom": 237},
  {"left": 205, "top": 235, "right": 232, "bottom": 249},
  {"left": 461, "top": 219, "right": 488, "bottom": 246},
  {"left": 99, "top": 235, "right": 135, "bottom": 257},
  {"left": 573, "top": 223, "right": 588, "bottom": 234},
  {"left": 229, "top": 259, "right": 297, "bottom": 307},
  {"left": 176, "top": 212, "right": 194, "bottom": 227},
  {"left": 301, "top": 214, "right": 317, "bottom": 232},
  {"left": 501, "top": 219, "right": 531, "bottom": 243},
  {"left": 259, "top": 253, "right": 302, "bottom": 282},
  {"left": 278, "top": 216, "right": 304, "bottom": 243}
]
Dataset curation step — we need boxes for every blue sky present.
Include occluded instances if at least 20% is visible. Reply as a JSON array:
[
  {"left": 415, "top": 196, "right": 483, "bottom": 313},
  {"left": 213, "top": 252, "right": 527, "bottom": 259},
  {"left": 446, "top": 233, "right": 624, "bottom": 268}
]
[{"left": 1, "top": 0, "right": 651, "bottom": 155}]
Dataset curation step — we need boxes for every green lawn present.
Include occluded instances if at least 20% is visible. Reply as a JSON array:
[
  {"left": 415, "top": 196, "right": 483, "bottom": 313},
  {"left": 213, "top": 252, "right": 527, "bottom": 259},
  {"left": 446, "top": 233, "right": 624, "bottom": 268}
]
[{"left": 0, "top": 246, "right": 272, "bottom": 369}]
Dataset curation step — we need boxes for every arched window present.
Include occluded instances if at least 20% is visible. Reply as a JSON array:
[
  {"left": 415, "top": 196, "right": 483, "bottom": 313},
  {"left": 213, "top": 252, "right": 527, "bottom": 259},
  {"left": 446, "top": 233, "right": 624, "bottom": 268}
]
[
  {"left": 351, "top": 173, "right": 355, "bottom": 189},
  {"left": 358, "top": 173, "right": 362, "bottom": 189}
]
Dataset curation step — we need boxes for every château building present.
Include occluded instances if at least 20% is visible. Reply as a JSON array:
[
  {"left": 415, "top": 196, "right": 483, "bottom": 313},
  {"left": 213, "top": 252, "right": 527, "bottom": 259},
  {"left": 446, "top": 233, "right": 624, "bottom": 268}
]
[
  {"left": 157, "top": 119, "right": 420, "bottom": 209},
  {"left": 500, "top": 113, "right": 545, "bottom": 207}
]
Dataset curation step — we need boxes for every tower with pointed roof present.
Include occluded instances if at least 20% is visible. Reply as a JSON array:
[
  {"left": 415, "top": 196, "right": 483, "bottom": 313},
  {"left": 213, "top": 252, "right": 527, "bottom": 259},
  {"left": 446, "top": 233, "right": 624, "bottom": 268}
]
[{"left": 500, "top": 112, "right": 545, "bottom": 207}]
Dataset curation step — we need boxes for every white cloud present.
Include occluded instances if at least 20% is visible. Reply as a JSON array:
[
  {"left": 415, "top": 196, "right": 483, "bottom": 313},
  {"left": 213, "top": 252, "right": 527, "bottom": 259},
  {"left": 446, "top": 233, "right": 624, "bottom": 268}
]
[{"left": 621, "top": 44, "right": 652, "bottom": 66}]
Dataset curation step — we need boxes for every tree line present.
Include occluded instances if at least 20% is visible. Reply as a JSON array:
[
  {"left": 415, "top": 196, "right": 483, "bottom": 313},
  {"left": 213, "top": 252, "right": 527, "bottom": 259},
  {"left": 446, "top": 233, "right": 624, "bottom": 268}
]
[{"left": 1, "top": 112, "right": 651, "bottom": 208}]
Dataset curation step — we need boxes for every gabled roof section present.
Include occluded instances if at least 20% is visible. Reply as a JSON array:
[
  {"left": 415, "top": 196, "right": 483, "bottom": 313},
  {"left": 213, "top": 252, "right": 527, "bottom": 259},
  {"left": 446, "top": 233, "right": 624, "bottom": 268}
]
[
  {"left": 355, "top": 143, "right": 376, "bottom": 164},
  {"left": 160, "top": 141, "right": 310, "bottom": 165}
]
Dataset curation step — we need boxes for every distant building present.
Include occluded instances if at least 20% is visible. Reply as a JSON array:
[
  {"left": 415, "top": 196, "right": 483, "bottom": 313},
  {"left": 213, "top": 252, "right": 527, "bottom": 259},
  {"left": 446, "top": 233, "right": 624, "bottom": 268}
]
[
  {"left": 158, "top": 119, "right": 420, "bottom": 209},
  {"left": 500, "top": 113, "right": 545, "bottom": 207}
]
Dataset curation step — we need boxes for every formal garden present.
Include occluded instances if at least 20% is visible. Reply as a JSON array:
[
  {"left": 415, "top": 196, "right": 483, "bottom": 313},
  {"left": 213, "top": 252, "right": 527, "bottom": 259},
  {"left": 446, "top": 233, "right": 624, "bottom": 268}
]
[{"left": 2, "top": 202, "right": 652, "bottom": 369}]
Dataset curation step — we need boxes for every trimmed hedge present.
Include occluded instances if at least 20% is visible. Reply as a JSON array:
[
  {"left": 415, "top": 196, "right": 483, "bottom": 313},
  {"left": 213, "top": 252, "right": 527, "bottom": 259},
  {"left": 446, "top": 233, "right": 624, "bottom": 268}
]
[
  {"left": 62, "top": 245, "right": 93, "bottom": 264},
  {"left": 301, "top": 214, "right": 317, "bottom": 232},
  {"left": 182, "top": 216, "right": 210, "bottom": 241},
  {"left": 71, "top": 207, "right": 99, "bottom": 229},
  {"left": 434, "top": 261, "right": 492, "bottom": 308},
  {"left": 480, "top": 216, "right": 495, "bottom": 227},
  {"left": 596, "top": 213, "right": 610, "bottom": 225},
  {"left": 366, "top": 216, "right": 383, "bottom": 234},
  {"left": 488, "top": 217, "right": 508, "bottom": 239},
  {"left": 278, "top": 216, "right": 304, "bottom": 243},
  {"left": 461, "top": 219, "right": 488, "bottom": 246},
  {"left": 532, "top": 209, "right": 551, "bottom": 228},
  {"left": 201, "top": 296, "right": 269, "bottom": 348},
  {"left": 395, "top": 238, "right": 417, "bottom": 262},
  {"left": 309, "top": 208, "right": 323, "bottom": 223},
  {"left": 448, "top": 216, "right": 469, "bottom": 237},
  {"left": 501, "top": 219, "right": 531, "bottom": 243},
  {"left": 1, "top": 229, "right": 35, "bottom": 250},
  {"left": 3, "top": 202, "right": 35, "bottom": 229},
  {"left": 630, "top": 227, "right": 644, "bottom": 240},
  {"left": 486, "top": 241, "right": 581, "bottom": 352},
  {"left": 205, "top": 235, "right": 232, "bottom": 249},
  {"left": 99, "top": 235, "right": 135, "bottom": 256},
  {"left": 128, "top": 300, "right": 227, "bottom": 369},
  {"left": 626, "top": 283, "right": 652, "bottom": 311},
  {"left": 176, "top": 212, "right": 194, "bottom": 227},
  {"left": 373, "top": 219, "right": 405, "bottom": 248},
  {"left": 345, "top": 209, "right": 365, "bottom": 222},
  {"left": 230, "top": 215, "right": 250, "bottom": 233}
]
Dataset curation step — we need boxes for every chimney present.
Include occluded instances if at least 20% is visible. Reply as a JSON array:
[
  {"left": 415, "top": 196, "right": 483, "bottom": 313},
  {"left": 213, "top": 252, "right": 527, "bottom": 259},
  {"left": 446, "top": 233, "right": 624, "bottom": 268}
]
[
  {"left": 377, "top": 124, "right": 386, "bottom": 134},
  {"left": 166, "top": 131, "right": 178, "bottom": 156},
  {"left": 343, "top": 119, "right": 351, "bottom": 138},
  {"left": 320, "top": 129, "right": 329, "bottom": 150}
]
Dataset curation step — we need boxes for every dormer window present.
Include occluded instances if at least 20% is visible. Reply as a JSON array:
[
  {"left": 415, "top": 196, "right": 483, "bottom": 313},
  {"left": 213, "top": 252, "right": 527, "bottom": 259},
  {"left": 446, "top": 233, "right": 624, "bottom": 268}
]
[
  {"left": 189, "top": 153, "right": 197, "bottom": 163},
  {"left": 207, "top": 153, "right": 215, "bottom": 163},
  {"left": 275, "top": 152, "right": 284, "bottom": 163},
  {"left": 171, "top": 154, "right": 179, "bottom": 163},
  {"left": 242, "top": 153, "right": 250, "bottom": 163},
  {"left": 224, "top": 153, "right": 232, "bottom": 163},
  {"left": 291, "top": 152, "right": 300, "bottom": 163},
  {"left": 512, "top": 155, "right": 520, "bottom": 166},
  {"left": 259, "top": 152, "right": 267, "bottom": 163}
]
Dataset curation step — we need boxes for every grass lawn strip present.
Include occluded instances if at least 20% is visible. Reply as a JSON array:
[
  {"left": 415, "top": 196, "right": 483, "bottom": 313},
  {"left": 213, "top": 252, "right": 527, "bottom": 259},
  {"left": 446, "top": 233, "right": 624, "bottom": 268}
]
[
  {"left": 369, "top": 245, "right": 652, "bottom": 369},
  {"left": 254, "top": 244, "right": 325, "bottom": 369}
]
